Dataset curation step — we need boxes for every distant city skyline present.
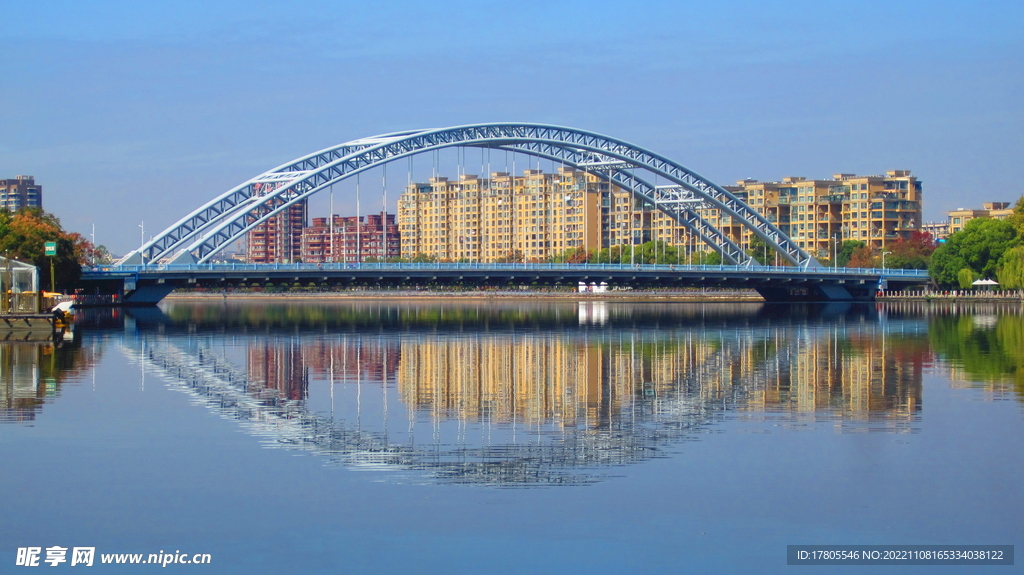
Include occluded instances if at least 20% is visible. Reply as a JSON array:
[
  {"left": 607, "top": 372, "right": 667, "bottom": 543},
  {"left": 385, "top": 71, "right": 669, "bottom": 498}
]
[{"left": 3, "top": 0, "right": 1021, "bottom": 254}]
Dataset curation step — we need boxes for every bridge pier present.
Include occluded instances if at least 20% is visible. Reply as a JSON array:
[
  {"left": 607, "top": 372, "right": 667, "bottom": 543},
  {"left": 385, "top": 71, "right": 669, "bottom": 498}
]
[
  {"left": 756, "top": 284, "right": 875, "bottom": 303},
  {"left": 123, "top": 284, "right": 178, "bottom": 306}
]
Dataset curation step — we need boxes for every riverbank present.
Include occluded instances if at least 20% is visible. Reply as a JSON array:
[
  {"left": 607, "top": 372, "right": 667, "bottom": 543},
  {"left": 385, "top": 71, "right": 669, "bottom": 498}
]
[
  {"left": 878, "top": 289, "right": 1024, "bottom": 302},
  {"left": 164, "top": 289, "right": 765, "bottom": 302}
]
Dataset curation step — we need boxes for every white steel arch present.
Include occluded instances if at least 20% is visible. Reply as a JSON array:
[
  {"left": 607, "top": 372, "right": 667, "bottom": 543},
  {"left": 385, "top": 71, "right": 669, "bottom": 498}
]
[{"left": 121, "top": 123, "right": 819, "bottom": 267}]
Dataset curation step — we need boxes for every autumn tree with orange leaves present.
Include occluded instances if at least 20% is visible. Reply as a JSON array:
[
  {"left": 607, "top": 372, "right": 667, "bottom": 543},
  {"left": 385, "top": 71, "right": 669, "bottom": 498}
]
[{"left": 0, "top": 208, "right": 95, "bottom": 291}]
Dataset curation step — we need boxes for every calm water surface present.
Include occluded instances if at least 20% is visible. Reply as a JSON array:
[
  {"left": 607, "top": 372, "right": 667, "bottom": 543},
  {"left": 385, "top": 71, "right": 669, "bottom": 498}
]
[{"left": 1, "top": 300, "right": 1022, "bottom": 573}]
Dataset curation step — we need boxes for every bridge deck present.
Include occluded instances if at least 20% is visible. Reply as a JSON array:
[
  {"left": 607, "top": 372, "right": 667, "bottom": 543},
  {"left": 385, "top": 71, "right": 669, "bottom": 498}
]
[{"left": 80, "top": 263, "right": 930, "bottom": 305}]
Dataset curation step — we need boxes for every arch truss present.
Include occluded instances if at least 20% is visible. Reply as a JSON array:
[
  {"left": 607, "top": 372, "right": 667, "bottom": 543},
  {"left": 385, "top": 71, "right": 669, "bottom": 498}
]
[{"left": 121, "top": 124, "right": 820, "bottom": 267}]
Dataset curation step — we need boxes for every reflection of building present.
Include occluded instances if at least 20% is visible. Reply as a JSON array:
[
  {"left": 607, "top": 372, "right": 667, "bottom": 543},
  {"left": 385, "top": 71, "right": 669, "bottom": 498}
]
[
  {"left": 246, "top": 339, "right": 402, "bottom": 402},
  {"left": 394, "top": 328, "right": 924, "bottom": 428},
  {"left": 0, "top": 175, "right": 43, "bottom": 212},
  {"left": 132, "top": 316, "right": 932, "bottom": 486},
  {"left": 301, "top": 338, "right": 400, "bottom": 383},
  {"left": 744, "top": 332, "right": 923, "bottom": 417},
  {"left": 947, "top": 202, "right": 1015, "bottom": 235},
  {"left": 1, "top": 341, "right": 100, "bottom": 423},
  {"left": 302, "top": 212, "right": 400, "bottom": 263},
  {"left": 247, "top": 342, "right": 308, "bottom": 401},
  {"left": 245, "top": 189, "right": 307, "bottom": 263},
  {"left": 397, "top": 336, "right": 601, "bottom": 424}
]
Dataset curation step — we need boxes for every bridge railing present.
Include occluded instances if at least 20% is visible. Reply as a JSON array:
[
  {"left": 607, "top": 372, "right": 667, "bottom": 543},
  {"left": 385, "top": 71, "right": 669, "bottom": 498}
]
[{"left": 83, "top": 262, "right": 931, "bottom": 278}]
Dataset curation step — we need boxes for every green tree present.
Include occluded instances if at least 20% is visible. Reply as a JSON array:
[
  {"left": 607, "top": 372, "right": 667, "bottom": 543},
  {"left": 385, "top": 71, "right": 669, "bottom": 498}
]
[
  {"left": 997, "top": 245, "right": 1024, "bottom": 289},
  {"left": 929, "top": 314, "right": 1024, "bottom": 398},
  {"left": 409, "top": 253, "right": 438, "bottom": 263},
  {"left": 692, "top": 250, "right": 723, "bottom": 266},
  {"left": 92, "top": 244, "right": 114, "bottom": 264},
  {"left": 0, "top": 208, "right": 92, "bottom": 290},
  {"left": 747, "top": 236, "right": 771, "bottom": 265},
  {"left": 592, "top": 245, "right": 621, "bottom": 264},
  {"left": 836, "top": 240, "right": 866, "bottom": 267},
  {"left": 634, "top": 241, "right": 679, "bottom": 264},
  {"left": 929, "top": 218, "right": 1020, "bottom": 287},
  {"left": 957, "top": 267, "right": 978, "bottom": 289},
  {"left": 1007, "top": 195, "right": 1024, "bottom": 233}
]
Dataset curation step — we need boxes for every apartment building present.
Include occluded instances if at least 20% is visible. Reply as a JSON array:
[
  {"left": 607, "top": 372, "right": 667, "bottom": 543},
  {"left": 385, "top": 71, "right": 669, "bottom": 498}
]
[
  {"left": 245, "top": 198, "right": 307, "bottom": 263},
  {"left": 302, "top": 212, "right": 400, "bottom": 263},
  {"left": 0, "top": 176, "right": 43, "bottom": 212},
  {"left": 397, "top": 167, "right": 922, "bottom": 263},
  {"left": 947, "top": 202, "right": 1015, "bottom": 234},
  {"left": 398, "top": 169, "right": 607, "bottom": 262},
  {"left": 920, "top": 221, "right": 949, "bottom": 240},
  {"left": 719, "top": 170, "right": 923, "bottom": 258}
]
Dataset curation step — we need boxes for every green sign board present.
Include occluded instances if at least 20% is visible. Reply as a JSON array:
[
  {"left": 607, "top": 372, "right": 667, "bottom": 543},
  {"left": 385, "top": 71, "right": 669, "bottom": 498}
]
[{"left": 44, "top": 241, "right": 57, "bottom": 256}]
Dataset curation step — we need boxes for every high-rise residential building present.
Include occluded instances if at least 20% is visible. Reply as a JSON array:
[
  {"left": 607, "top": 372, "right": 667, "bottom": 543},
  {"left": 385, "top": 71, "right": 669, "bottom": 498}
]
[
  {"left": 0, "top": 176, "right": 43, "bottom": 212},
  {"left": 302, "top": 212, "right": 400, "bottom": 263},
  {"left": 245, "top": 197, "right": 307, "bottom": 264},
  {"left": 721, "top": 170, "right": 923, "bottom": 258},
  {"left": 399, "top": 168, "right": 636, "bottom": 262},
  {"left": 397, "top": 168, "right": 922, "bottom": 263},
  {"left": 947, "top": 202, "right": 1015, "bottom": 235}
]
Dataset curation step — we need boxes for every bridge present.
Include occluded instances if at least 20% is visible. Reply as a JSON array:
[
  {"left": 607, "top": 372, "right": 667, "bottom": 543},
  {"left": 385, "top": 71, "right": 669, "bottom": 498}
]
[
  {"left": 92, "top": 123, "right": 930, "bottom": 302},
  {"left": 82, "top": 262, "right": 928, "bottom": 304}
]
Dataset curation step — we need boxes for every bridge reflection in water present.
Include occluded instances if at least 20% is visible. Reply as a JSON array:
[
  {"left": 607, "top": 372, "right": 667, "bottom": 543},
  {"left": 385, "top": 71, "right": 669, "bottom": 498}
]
[{"left": 111, "top": 302, "right": 929, "bottom": 486}]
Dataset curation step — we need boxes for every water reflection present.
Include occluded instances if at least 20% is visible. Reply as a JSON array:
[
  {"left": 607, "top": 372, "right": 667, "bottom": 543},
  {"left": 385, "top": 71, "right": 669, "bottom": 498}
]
[
  {"left": 108, "top": 302, "right": 931, "bottom": 486},
  {"left": 887, "top": 300, "right": 1024, "bottom": 399},
  {"left": 0, "top": 334, "right": 103, "bottom": 423}
]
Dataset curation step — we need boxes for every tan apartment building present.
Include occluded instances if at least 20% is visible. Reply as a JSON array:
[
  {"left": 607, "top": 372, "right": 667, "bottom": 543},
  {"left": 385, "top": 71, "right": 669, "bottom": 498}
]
[
  {"left": 398, "top": 168, "right": 922, "bottom": 263},
  {"left": 947, "top": 202, "right": 1015, "bottom": 234},
  {"left": 399, "top": 168, "right": 607, "bottom": 262},
  {"left": 716, "top": 170, "right": 922, "bottom": 259}
]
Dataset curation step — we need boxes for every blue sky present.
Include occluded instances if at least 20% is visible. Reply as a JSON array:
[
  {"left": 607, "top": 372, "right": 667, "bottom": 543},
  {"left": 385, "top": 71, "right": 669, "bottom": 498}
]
[{"left": 2, "top": 0, "right": 1021, "bottom": 254}]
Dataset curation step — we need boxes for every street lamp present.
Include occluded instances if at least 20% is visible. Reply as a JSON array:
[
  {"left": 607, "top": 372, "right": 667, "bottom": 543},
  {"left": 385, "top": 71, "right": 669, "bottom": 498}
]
[
  {"left": 881, "top": 250, "right": 892, "bottom": 271},
  {"left": 139, "top": 221, "right": 145, "bottom": 267},
  {"left": 833, "top": 233, "right": 841, "bottom": 269}
]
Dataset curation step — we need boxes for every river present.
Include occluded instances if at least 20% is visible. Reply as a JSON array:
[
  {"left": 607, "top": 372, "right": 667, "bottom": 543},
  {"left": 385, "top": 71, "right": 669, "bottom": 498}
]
[{"left": 1, "top": 300, "right": 1021, "bottom": 573}]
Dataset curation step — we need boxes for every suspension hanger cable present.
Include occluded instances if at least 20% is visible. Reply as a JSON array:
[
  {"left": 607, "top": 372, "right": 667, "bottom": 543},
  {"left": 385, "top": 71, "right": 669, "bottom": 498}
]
[
  {"left": 329, "top": 182, "right": 334, "bottom": 264},
  {"left": 356, "top": 172, "right": 361, "bottom": 263}
]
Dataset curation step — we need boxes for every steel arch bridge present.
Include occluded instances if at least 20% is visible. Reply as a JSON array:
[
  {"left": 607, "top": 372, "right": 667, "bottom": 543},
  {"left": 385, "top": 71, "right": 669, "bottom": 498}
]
[{"left": 120, "top": 123, "right": 821, "bottom": 268}]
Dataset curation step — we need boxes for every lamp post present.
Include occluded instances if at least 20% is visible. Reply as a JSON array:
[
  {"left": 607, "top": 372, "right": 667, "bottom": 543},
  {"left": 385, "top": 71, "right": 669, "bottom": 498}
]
[
  {"left": 139, "top": 221, "right": 145, "bottom": 267},
  {"left": 882, "top": 250, "right": 891, "bottom": 271},
  {"left": 833, "top": 233, "right": 840, "bottom": 269}
]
